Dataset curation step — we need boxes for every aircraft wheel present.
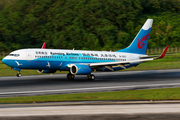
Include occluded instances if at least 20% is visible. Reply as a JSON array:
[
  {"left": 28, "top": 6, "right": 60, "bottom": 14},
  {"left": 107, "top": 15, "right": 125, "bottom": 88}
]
[
  {"left": 67, "top": 73, "right": 70, "bottom": 79},
  {"left": 70, "top": 74, "right": 75, "bottom": 80},
  {"left": 67, "top": 73, "right": 75, "bottom": 80},
  {"left": 91, "top": 74, "right": 95, "bottom": 80},
  {"left": 87, "top": 74, "right": 95, "bottom": 80},
  {"left": 16, "top": 73, "right": 21, "bottom": 77}
]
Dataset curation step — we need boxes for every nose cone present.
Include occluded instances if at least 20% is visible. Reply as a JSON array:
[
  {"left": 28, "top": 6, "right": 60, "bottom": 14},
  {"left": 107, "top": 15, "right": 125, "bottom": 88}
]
[
  {"left": 2, "top": 58, "right": 11, "bottom": 67},
  {"left": 2, "top": 57, "right": 8, "bottom": 65},
  {"left": 2, "top": 58, "right": 6, "bottom": 64}
]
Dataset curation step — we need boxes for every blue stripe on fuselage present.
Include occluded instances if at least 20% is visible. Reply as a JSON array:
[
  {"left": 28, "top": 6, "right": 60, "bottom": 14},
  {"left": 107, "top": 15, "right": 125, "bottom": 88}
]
[
  {"left": 3, "top": 57, "right": 138, "bottom": 72},
  {"left": 3, "top": 53, "right": 120, "bottom": 71}
]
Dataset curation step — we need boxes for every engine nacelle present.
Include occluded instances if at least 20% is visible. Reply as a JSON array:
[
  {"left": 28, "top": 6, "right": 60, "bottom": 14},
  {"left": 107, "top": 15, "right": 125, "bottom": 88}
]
[
  {"left": 37, "top": 69, "right": 57, "bottom": 73},
  {"left": 70, "top": 64, "right": 91, "bottom": 75}
]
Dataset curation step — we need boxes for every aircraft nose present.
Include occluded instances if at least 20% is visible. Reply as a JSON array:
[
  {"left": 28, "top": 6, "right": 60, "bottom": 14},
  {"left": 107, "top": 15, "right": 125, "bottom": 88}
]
[
  {"left": 2, "top": 58, "right": 5, "bottom": 63},
  {"left": 2, "top": 58, "right": 7, "bottom": 64}
]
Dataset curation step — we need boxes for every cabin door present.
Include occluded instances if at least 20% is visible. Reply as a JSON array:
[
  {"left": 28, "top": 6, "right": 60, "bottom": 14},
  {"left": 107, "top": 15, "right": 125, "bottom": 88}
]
[{"left": 27, "top": 52, "right": 32, "bottom": 62}]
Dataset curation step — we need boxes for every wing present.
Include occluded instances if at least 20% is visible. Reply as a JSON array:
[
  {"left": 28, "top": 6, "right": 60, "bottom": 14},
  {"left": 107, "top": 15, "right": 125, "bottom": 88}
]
[{"left": 88, "top": 58, "right": 153, "bottom": 68}]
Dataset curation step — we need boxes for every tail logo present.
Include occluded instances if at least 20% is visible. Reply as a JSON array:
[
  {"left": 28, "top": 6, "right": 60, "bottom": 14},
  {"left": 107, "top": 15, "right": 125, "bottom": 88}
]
[{"left": 137, "top": 33, "right": 149, "bottom": 49}]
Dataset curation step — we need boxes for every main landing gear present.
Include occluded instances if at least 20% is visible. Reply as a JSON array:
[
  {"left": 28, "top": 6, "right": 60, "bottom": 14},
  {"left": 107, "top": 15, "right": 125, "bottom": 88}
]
[
  {"left": 87, "top": 74, "right": 95, "bottom": 80},
  {"left": 67, "top": 73, "right": 95, "bottom": 80},
  {"left": 67, "top": 73, "right": 75, "bottom": 80}
]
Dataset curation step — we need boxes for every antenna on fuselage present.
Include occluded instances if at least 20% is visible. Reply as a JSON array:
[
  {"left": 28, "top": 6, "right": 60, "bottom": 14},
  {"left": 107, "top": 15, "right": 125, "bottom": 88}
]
[{"left": 73, "top": 48, "right": 75, "bottom": 50}]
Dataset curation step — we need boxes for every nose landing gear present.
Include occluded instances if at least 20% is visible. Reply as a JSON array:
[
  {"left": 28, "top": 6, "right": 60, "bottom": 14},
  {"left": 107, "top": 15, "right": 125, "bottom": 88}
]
[
  {"left": 11, "top": 67, "right": 22, "bottom": 77},
  {"left": 16, "top": 72, "right": 21, "bottom": 77}
]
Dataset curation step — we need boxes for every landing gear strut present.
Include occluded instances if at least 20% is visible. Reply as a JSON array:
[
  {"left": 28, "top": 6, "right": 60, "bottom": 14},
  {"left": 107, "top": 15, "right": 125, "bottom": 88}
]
[
  {"left": 67, "top": 73, "right": 75, "bottom": 80},
  {"left": 11, "top": 68, "right": 21, "bottom": 77},
  {"left": 87, "top": 74, "right": 95, "bottom": 80}
]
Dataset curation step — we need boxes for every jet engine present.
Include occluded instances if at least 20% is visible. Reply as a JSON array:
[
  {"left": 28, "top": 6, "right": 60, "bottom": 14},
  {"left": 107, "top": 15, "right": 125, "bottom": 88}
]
[{"left": 70, "top": 64, "right": 91, "bottom": 75}]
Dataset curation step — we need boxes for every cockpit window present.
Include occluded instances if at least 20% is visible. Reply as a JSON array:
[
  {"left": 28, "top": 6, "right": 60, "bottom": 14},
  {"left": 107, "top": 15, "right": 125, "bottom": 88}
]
[{"left": 9, "top": 54, "right": 20, "bottom": 57}]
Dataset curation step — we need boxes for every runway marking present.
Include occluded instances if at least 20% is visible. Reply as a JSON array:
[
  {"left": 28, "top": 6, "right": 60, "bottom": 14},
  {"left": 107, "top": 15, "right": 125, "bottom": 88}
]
[{"left": 0, "top": 82, "right": 180, "bottom": 95}]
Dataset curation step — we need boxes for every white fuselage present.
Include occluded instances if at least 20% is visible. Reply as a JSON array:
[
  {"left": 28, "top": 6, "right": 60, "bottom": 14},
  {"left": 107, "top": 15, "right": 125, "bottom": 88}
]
[{"left": 2, "top": 48, "right": 145, "bottom": 71}]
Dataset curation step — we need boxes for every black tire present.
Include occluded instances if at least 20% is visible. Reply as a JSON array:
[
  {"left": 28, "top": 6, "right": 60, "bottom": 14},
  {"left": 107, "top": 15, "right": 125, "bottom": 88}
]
[
  {"left": 87, "top": 74, "right": 95, "bottom": 80},
  {"left": 67, "top": 73, "right": 71, "bottom": 79},
  {"left": 16, "top": 73, "right": 21, "bottom": 77},
  {"left": 67, "top": 73, "right": 75, "bottom": 80},
  {"left": 70, "top": 74, "right": 75, "bottom": 80},
  {"left": 91, "top": 74, "right": 95, "bottom": 80}
]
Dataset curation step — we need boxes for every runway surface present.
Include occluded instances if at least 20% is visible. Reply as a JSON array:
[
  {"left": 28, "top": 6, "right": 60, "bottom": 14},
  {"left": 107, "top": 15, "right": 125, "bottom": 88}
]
[
  {"left": 1, "top": 103, "right": 180, "bottom": 116},
  {"left": 1, "top": 103, "right": 180, "bottom": 120},
  {"left": 0, "top": 69, "right": 180, "bottom": 98}
]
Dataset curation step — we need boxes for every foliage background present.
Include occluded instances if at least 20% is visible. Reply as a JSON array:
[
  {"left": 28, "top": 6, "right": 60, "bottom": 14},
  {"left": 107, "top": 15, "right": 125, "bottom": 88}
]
[{"left": 0, "top": 0, "right": 180, "bottom": 52}]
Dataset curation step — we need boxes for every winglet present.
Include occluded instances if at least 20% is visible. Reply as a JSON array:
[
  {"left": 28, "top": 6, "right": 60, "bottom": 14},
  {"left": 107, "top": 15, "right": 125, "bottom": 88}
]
[
  {"left": 41, "top": 42, "right": 46, "bottom": 49},
  {"left": 156, "top": 45, "right": 169, "bottom": 59}
]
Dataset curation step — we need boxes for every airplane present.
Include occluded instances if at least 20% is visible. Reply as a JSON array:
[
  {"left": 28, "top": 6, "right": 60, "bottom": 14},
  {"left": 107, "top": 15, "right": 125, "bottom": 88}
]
[{"left": 2, "top": 19, "right": 169, "bottom": 80}]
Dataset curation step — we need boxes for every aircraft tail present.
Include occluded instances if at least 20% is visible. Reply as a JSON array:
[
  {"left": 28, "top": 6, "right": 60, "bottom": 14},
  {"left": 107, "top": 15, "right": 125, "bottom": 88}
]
[{"left": 117, "top": 19, "right": 153, "bottom": 54}]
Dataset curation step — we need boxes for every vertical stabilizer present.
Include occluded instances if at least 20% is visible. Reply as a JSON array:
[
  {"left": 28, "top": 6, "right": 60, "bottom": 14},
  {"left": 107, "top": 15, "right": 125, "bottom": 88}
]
[{"left": 117, "top": 19, "right": 153, "bottom": 54}]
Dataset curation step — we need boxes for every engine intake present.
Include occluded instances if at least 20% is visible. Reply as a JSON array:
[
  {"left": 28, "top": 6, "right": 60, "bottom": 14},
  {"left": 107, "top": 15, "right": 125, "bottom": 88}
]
[{"left": 70, "top": 64, "right": 91, "bottom": 75}]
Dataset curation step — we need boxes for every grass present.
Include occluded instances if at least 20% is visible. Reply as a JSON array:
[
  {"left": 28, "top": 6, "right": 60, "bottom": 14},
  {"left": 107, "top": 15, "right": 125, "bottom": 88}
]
[
  {"left": 1, "top": 87, "right": 180, "bottom": 103},
  {"left": 0, "top": 54, "right": 180, "bottom": 76}
]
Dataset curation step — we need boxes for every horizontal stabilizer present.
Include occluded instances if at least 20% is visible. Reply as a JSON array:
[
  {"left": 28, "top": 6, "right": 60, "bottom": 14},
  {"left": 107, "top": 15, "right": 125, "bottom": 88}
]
[
  {"left": 140, "top": 45, "right": 169, "bottom": 59},
  {"left": 155, "top": 45, "right": 169, "bottom": 59}
]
